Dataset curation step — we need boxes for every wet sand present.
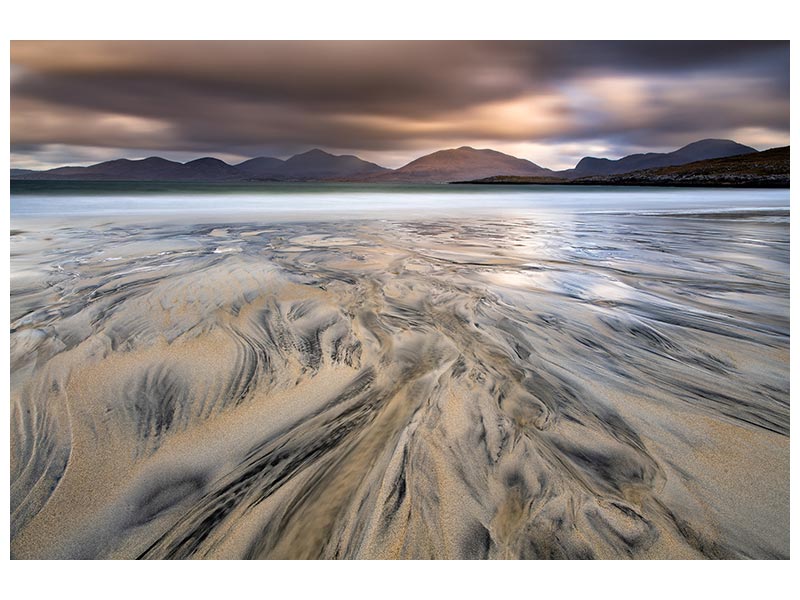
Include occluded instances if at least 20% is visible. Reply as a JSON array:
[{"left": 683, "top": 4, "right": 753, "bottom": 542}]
[{"left": 10, "top": 212, "right": 789, "bottom": 559}]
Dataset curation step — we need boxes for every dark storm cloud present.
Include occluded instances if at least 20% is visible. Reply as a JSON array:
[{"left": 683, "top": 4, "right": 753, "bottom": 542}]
[{"left": 10, "top": 41, "right": 790, "bottom": 169}]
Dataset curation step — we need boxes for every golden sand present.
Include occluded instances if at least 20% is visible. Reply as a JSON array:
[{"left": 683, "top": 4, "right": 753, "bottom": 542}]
[{"left": 10, "top": 216, "right": 789, "bottom": 559}]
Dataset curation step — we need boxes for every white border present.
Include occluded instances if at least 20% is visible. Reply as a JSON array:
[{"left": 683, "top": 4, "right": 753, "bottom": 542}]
[{"left": 2, "top": 2, "right": 796, "bottom": 599}]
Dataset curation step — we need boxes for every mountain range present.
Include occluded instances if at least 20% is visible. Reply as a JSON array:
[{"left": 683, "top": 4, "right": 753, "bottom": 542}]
[
  {"left": 570, "top": 145, "right": 789, "bottom": 188},
  {"left": 459, "top": 146, "right": 788, "bottom": 188},
  {"left": 11, "top": 139, "right": 761, "bottom": 184},
  {"left": 11, "top": 149, "right": 388, "bottom": 182},
  {"left": 563, "top": 139, "right": 757, "bottom": 177}
]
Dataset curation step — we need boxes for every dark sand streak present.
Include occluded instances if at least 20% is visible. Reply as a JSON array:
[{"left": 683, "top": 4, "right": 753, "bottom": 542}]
[{"left": 9, "top": 214, "right": 789, "bottom": 559}]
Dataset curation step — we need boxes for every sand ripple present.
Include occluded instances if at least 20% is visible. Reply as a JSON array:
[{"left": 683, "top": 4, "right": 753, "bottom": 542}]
[{"left": 9, "top": 214, "right": 789, "bottom": 559}]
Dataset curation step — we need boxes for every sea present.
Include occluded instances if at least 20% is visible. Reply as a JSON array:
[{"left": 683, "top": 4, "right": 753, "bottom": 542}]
[{"left": 10, "top": 181, "right": 789, "bottom": 224}]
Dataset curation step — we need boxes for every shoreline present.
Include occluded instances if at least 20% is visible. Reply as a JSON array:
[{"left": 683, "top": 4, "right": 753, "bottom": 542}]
[{"left": 450, "top": 178, "right": 790, "bottom": 189}]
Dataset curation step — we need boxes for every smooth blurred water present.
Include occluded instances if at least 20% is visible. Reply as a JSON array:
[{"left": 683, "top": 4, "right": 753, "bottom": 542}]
[{"left": 10, "top": 182, "right": 790, "bottom": 225}]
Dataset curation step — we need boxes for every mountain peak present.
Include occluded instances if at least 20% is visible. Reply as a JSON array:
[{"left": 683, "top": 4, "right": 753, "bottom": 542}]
[
  {"left": 569, "top": 138, "right": 757, "bottom": 177},
  {"left": 186, "top": 157, "right": 231, "bottom": 166},
  {"left": 682, "top": 138, "right": 736, "bottom": 146},
  {"left": 292, "top": 148, "right": 334, "bottom": 159},
  {"left": 269, "top": 149, "right": 389, "bottom": 179},
  {"left": 369, "top": 146, "right": 551, "bottom": 183},
  {"left": 676, "top": 138, "right": 755, "bottom": 153}
]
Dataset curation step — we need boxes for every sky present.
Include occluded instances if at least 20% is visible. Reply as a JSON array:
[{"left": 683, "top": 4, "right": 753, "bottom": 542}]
[{"left": 10, "top": 41, "right": 790, "bottom": 171}]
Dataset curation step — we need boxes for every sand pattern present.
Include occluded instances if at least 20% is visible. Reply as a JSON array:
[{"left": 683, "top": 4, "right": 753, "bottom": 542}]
[{"left": 10, "top": 213, "right": 789, "bottom": 559}]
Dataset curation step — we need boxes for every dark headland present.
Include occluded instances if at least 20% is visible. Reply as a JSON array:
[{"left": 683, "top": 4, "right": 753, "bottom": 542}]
[{"left": 454, "top": 146, "right": 789, "bottom": 188}]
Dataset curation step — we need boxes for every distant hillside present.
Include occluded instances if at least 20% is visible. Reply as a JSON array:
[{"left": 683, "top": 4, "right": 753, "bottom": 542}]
[
  {"left": 362, "top": 146, "right": 553, "bottom": 183},
  {"left": 561, "top": 139, "right": 757, "bottom": 178},
  {"left": 11, "top": 149, "right": 389, "bottom": 182},
  {"left": 587, "top": 146, "right": 788, "bottom": 187},
  {"left": 234, "top": 150, "right": 388, "bottom": 180},
  {"left": 11, "top": 139, "right": 767, "bottom": 184},
  {"left": 10, "top": 156, "right": 236, "bottom": 181},
  {"left": 181, "top": 157, "right": 242, "bottom": 179},
  {"left": 234, "top": 156, "right": 287, "bottom": 179},
  {"left": 457, "top": 146, "right": 789, "bottom": 188},
  {"left": 280, "top": 149, "right": 388, "bottom": 179}
]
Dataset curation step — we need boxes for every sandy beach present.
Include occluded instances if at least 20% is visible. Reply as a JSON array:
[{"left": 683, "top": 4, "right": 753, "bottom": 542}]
[{"left": 9, "top": 211, "right": 789, "bottom": 559}]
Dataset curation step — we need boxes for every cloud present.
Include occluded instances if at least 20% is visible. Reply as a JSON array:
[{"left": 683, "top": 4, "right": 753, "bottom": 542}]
[{"left": 10, "top": 41, "right": 790, "bottom": 169}]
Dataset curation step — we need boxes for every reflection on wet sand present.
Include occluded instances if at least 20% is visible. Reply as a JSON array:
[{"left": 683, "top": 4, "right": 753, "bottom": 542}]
[{"left": 10, "top": 212, "right": 789, "bottom": 559}]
